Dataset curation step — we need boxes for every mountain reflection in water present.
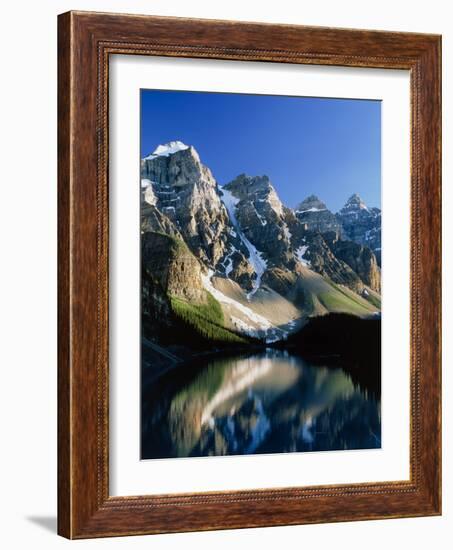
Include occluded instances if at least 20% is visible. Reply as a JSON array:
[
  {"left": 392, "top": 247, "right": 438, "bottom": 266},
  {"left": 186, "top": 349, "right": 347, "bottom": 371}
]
[{"left": 141, "top": 349, "right": 381, "bottom": 459}]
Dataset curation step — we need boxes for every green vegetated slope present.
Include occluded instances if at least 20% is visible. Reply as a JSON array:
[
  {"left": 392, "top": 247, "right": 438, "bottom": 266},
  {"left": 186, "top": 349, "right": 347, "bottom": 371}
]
[
  {"left": 296, "top": 266, "right": 378, "bottom": 317},
  {"left": 142, "top": 229, "right": 379, "bottom": 354},
  {"left": 169, "top": 294, "right": 250, "bottom": 346},
  {"left": 322, "top": 281, "right": 377, "bottom": 315},
  {"left": 142, "top": 230, "right": 253, "bottom": 351},
  {"left": 362, "top": 288, "right": 381, "bottom": 309}
]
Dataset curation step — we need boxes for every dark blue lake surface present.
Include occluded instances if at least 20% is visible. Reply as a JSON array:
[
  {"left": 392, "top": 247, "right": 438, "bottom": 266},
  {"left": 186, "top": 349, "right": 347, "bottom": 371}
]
[{"left": 141, "top": 349, "right": 381, "bottom": 459}]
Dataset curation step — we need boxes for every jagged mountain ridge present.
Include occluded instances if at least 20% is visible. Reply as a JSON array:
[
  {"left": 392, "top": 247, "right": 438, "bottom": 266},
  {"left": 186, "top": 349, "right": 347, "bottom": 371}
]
[
  {"left": 141, "top": 141, "right": 380, "bottom": 343},
  {"left": 295, "top": 195, "right": 344, "bottom": 236},
  {"left": 296, "top": 192, "right": 382, "bottom": 265},
  {"left": 337, "top": 193, "right": 381, "bottom": 265}
]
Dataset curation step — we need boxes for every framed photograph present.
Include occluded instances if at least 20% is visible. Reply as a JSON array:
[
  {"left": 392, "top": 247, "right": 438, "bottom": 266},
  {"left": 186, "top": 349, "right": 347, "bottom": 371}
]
[{"left": 58, "top": 11, "right": 441, "bottom": 539}]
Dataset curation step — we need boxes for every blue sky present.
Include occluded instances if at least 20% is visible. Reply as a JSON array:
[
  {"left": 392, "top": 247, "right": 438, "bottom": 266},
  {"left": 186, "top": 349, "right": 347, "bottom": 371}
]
[{"left": 141, "top": 90, "right": 381, "bottom": 212}]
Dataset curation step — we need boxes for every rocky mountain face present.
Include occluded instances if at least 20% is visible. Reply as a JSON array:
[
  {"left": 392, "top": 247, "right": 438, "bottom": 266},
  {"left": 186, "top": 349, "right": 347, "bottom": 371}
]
[
  {"left": 141, "top": 142, "right": 232, "bottom": 269},
  {"left": 142, "top": 231, "right": 208, "bottom": 304},
  {"left": 141, "top": 141, "right": 381, "bottom": 343},
  {"left": 223, "top": 174, "right": 295, "bottom": 270},
  {"left": 142, "top": 267, "right": 173, "bottom": 340},
  {"left": 295, "top": 195, "right": 343, "bottom": 236},
  {"left": 323, "top": 232, "right": 381, "bottom": 292},
  {"left": 337, "top": 193, "right": 381, "bottom": 265},
  {"left": 298, "top": 232, "right": 366, "bottom": 293},
  {"left": 293, "top": 192, "right": 382, "bottom": 267},
  {"left": 142, "top": 144, "right": 265, "bottom": 293},
  {"left": 292, "top": 192, "right": 382, "bottom": 267}
]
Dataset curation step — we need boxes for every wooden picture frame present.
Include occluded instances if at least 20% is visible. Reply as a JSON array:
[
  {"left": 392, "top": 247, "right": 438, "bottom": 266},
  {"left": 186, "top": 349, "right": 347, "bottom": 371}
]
[{"left": 58, "top": 10, "right": 441, "bottom": 539}]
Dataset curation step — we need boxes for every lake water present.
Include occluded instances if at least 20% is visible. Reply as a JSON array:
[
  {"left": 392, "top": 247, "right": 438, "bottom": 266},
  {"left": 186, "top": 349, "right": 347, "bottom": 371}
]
[{"left": 141, "top": 349, "right": 381, "bottom": 459}]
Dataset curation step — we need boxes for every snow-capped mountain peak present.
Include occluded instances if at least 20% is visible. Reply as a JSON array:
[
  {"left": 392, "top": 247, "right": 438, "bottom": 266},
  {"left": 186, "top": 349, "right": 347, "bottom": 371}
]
[
  {"left": 294, "top": 194, "right": 342, "bottom": 235},
  {"left": 223, "top": 174, "right": 284, "bottom": 218},
  {"left": 342, "top": 193, "right": 369, "bottom": 212},
  {"left": 295, "top": 195, "right": 327, "bottom": 213},
  {"left": 144, "top": 140, "right": 189, "bottom": 160}
]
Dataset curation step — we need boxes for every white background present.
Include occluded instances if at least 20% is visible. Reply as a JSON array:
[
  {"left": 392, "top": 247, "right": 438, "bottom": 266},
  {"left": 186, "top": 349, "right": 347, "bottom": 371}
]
[
  {"left": 110, "top": 57, "right": 410, "bottom": 495},
  {"left": 0, "top": 0, "right": 450, "bottom": 548}
]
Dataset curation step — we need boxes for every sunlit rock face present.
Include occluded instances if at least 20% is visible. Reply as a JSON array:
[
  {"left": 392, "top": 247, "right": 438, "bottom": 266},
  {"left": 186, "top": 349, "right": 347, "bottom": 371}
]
[
  {"left": 223, "top": 174, "right": 295, "bottom": 269},
  {"left": 323, "top": 232, "right": 381, "bottom": 293},
  {"left": 141, "top": 144, "right": 259, "bottom": 291},
  {"left": 297, "top": 232, "right": 365, "bottom": 293},
  {"left": 140, "top": 141, "right": 381, "bottom": 344},
  {"left": 139, "top": 142, "right": 383, "bottom": 460},
  {"left": 141, "top": 231, "right": 208, "bottom": 304},
  {"left": 141, "top": 143, "right": 233, "bottom": 269}
]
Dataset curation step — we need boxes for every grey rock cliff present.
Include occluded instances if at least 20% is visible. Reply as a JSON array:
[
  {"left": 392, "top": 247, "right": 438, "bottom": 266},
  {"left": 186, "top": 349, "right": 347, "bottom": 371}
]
[
  {"left": 141, "top": 231, "right": 207, "bottom": 304},
  {"left": 141, "top": 144, "right": 231, "bottom": 268},
  {"left": 299, "top": 232, "right": 365, "bottom": 293},
  {"left": 337, "top": 194, "right": 381, "bottom": 265},
  {"left": 141, "top": 144, "right": 259, "bottom": 290},
  {"left": 323, "top": 232, "right": 381, "bottom": 292},
  {"left": 223, "top": 174, "right": 295, "bottom": 269},
  {"left": 140, "top": 141, "right": 381, "bottom": 318},
  {"left": 295, "top": 195, "right": 343, "bottom": 235}
]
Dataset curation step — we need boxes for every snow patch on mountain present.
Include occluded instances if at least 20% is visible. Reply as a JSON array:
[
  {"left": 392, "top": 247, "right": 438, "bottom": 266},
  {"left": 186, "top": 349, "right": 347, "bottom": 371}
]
[
  {"left": 144, "top": 140, "right": 189, "bottom": 160},
  {"left": 221, "top": 246, "right": 236, "bottom": 277},
  {"left": 201, "top": 269, "right": 273, "bottom": 331},
  {"left": 230, "top": 316, "right": 260, "bottom": 337},
  {"left": 295, "top": 245, "right": 311, "bottom": 267},
  {"left": 253, "top": 205, "right": 268, "bottom": 226},
  {"left": 282, "top": 222, "right": 292, "bottom": 241},
  {"left": 296, "top": 207, "right": 327, "bottom": 214},
  {"left": 220, "top": 187, "right": 267, "bottom": 299}
]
